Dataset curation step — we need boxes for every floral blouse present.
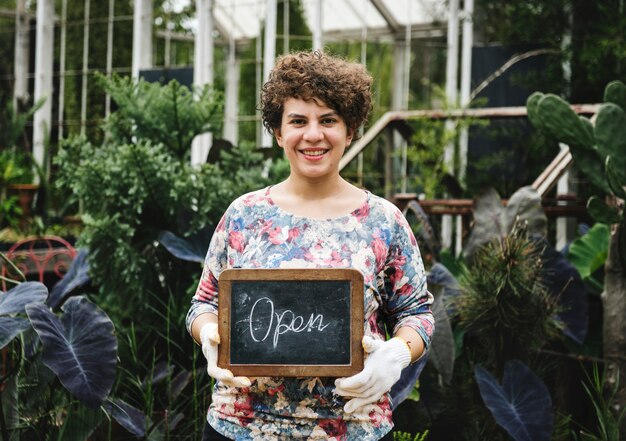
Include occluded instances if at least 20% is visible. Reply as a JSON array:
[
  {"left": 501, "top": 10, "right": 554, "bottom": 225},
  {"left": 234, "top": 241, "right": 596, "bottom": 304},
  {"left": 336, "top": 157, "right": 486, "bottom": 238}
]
[{"left": 186, "top": 187, "right": 434, "bottom": 441}]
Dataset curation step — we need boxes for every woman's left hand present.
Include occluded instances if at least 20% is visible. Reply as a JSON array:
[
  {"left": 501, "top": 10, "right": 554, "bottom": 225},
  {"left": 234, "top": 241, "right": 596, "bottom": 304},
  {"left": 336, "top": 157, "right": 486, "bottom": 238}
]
[{"left": 334, "top": 336, "right": 411, "bottom": 413}]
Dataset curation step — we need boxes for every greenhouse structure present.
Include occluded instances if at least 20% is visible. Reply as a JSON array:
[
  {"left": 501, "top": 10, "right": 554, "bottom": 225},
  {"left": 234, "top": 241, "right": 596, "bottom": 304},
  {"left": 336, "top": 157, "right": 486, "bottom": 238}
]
[{"left": 1, "top": 1, "right": 625, "bottom": 440}]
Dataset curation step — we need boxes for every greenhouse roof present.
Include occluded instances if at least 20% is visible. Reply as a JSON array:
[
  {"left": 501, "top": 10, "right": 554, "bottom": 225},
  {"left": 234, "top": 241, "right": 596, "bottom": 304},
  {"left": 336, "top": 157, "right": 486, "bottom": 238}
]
[{"left": 211, "top": 0, "right": 448, "bottom": 42}]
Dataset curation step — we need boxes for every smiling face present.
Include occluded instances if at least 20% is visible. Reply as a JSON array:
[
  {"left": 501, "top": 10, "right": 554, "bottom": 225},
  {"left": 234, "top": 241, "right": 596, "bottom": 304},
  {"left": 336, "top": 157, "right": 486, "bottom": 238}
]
[{"left": 274, "top": 97, "right": 353, "bottom": 183}]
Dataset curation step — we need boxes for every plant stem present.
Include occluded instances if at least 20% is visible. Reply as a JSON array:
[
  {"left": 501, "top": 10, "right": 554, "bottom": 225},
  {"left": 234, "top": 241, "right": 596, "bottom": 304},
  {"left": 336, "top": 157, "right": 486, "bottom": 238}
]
[{"left": 0, "top": 391, "right": 9, "bottom": 441}]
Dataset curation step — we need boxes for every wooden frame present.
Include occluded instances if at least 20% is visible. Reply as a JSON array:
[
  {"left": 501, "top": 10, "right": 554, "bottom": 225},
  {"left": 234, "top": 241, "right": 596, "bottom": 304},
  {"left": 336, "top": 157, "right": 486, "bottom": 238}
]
[{"left": 217, "top": 268, "right": 364, "bottom": 377}]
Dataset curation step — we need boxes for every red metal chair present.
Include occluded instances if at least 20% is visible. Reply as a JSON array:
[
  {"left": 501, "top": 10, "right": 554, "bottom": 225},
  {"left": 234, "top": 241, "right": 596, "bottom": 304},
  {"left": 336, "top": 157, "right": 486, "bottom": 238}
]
[{"left": 1, "top": 235, "right": 77, "bottom": 292}]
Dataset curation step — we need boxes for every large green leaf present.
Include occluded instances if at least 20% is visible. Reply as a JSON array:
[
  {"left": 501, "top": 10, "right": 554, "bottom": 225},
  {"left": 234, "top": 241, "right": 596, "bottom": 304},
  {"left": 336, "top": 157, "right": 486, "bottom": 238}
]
[
  {"left": 567, "top": 223, "right": 610, "bottom": 280},
  {"left": 538, "top": 94, "right": 595, "bottom": 148},
  {"left": 606, "top": 156, "right": 626, "bottom": 199},
  {"left": 526, "top": 92, "right": 545, "bottom": 131},
  {"left": 567, "top": 143, "right": 611, "bottom": 194},
  {"left": 587, "top": 196, "right": 621, "bottom": 224},
  {"left": 604, "top": 80, "right": 626, "bottom": 111},
  {"left": 594, "top": 103, "right": 626, "bottom": 166},
  {"left": 25, "top": 296, "right": 117, "bottom": 409}
]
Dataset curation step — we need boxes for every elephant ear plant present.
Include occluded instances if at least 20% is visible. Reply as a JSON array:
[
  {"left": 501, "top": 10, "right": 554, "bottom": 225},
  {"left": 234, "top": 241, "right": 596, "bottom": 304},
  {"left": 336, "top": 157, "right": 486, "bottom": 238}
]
[
  {"left": 527, "top": 80, "right": 626, "bottom": 434},
  {"left": 0, "top": 254, "right": 146, "bottom": 439}
]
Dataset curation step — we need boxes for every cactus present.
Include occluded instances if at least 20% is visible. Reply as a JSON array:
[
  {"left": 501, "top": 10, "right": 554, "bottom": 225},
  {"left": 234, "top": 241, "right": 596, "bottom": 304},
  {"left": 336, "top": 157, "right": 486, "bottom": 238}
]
[
  {"left": 527, "top": 80, "right": 626, "bottom": 437},
  {"left": 527, "top": 82, "right": 626, "bottom": 224}
]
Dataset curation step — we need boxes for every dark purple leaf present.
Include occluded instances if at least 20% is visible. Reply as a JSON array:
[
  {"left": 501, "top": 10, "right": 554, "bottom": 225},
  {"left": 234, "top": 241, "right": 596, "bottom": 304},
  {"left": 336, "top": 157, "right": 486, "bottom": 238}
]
[
  {"left": 103, "top": 397, "right": 146, "bottom": 437},
  {"left": 503, "top": 186, "right": 547, "bottom": 238},
  {"left": 152, "top": 411, "right": 184, "bottom": 433},
  {"left": 390, "top": 355, "right": 428, "bottom": 409},
  {"left": 427, "top": 263, "right": 459, "bottom": 289},
  {"left": 475, "top": 360, "right": 553, "bottom": 441},
  {"left": 0, "top": 282, "right": 47, "bottom": 315},
  {"left": 158, "top": 227, "right": 214, "bottom": 263},
  {"left": 403, "top": 200, "right": 440, "bottom": 257},
  {"left": 463, "top": 187, "right": 505, "bottom": 259},
  {"left": 171, "top": 369, "right": 192, "bottom": 400},
  {"left": 26, "top": 296, "right": 117, "bottom": 408},
  {"left": 48, "top": 249, "right": 91, "bottom": 309},
  {"left": 427, "top": 293, "right": 455, "bottom": 383},
  {"left": 539, "top": 238, "right": 589, "bottom": 344},
  {"left": 143, "top": 359, "right": 173, "bottom": 388},
  {"left": 0, "top": 317, "right": 30, "bottom": 348},
  {"left": 428, "top": 262, "right": 461, "bottom": 317}
]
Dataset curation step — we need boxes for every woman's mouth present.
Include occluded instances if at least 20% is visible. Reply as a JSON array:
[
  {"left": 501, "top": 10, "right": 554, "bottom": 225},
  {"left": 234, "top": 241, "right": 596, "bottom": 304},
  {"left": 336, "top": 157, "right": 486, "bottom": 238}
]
[{"left": 300, "top": 149, "right": 329, "bottom": 159}]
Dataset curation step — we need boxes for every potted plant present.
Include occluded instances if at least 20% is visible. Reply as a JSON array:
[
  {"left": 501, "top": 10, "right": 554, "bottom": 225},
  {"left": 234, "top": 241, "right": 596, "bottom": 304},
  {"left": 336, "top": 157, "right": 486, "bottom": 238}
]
[{"left": 0, "top": 98, "right": 45, "bottom": 231}]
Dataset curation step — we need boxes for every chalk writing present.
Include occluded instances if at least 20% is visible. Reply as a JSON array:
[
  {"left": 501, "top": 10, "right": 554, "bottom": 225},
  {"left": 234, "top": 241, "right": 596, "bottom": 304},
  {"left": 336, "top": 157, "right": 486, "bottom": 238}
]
[{"left": 249, "top": 296, "right": 330, "bottom": 348}]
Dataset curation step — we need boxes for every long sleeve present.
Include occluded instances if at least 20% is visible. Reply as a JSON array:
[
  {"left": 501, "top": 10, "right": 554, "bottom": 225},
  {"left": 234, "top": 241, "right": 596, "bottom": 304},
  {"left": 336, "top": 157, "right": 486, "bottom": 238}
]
[
  {"left": 382, "top": 208, "right": 435, "bottom": 350},
  {"left": 185, "top": 208, "right": 232, "bottom": 335}
]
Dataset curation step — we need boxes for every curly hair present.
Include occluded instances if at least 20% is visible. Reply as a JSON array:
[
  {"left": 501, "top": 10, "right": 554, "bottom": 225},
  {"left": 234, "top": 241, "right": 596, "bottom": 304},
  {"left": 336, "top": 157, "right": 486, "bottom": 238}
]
[{"left": 261, "top": 51, "right": 373, "bottom": 136}]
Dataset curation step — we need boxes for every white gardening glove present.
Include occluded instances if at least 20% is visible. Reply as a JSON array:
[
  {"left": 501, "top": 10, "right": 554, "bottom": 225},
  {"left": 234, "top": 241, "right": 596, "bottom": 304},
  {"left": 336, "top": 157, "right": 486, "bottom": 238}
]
[
  {"left": 200, "top": 323, "right": 251, "bottom": 388},
  {"left": 334, "top": 336, "right": 411, "bottom": 414}
]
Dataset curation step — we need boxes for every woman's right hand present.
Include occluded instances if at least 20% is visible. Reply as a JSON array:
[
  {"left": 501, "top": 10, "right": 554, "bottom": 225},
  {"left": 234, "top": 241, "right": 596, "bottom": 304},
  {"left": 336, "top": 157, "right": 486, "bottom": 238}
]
[{"left": 199, "top": 323, "right": 251, "bottom": 388}]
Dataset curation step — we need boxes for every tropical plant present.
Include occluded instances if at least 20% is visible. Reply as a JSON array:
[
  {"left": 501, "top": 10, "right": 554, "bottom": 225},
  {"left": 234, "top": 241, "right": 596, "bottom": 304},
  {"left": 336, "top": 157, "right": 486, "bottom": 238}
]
[
  {"left": 475, "top": 359, "right": 554, "bottom": 441},
  {"left": 0, "top": 97, "right": 45, "bottom": 153},
  {"left": 527, "top": 80, "right": 626, "bottom": 435},
  {"left": 567, "top": 223, "right": 610, "bottom": 295},
  {"left": 0, "top": 98, "right": 46, "bottom": 230},
  {"left": 401, "top": 184, "right": 589, "bottom": 440},
  {"left": 0, "top": 256, "right": 122, "bottom": 439},
  {"left": 53, "top": 74, "right": 279, "bottom": 438}
]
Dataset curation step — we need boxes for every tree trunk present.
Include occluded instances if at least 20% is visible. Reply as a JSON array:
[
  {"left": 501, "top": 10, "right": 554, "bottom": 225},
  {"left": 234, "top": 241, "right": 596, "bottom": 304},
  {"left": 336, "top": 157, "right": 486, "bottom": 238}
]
[{"left": 602, "top": 221, "right": 626, "bottom": 435}]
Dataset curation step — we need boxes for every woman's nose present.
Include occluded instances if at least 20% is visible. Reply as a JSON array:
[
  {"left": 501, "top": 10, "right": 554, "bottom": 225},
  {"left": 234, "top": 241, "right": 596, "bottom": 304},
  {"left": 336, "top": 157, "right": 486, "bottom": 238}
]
[{"left": 303, "top": 122, "right": 323, "bottom": 141}]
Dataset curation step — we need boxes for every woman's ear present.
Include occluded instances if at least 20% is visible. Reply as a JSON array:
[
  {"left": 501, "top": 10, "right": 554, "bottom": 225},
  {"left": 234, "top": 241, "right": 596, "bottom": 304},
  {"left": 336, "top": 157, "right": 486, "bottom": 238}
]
[
  {"left": 274, "top": 128, "right": 283, "bottom": 148},
  {"left": 346, "top": 129, "right": 354, "bottom": 147}
]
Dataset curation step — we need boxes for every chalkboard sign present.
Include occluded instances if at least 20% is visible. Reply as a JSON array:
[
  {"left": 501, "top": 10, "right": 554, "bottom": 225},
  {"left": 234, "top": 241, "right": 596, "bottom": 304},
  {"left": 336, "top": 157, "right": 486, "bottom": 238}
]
[{"left": 217, "top": 268, "right": 364, "bottom": 377}]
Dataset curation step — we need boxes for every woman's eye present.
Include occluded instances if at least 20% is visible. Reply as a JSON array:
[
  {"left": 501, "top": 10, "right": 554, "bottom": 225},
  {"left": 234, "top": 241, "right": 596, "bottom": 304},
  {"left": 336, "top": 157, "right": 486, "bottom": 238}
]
[
  {"left": 290, "top": 118, "right": 305, "bottom": 125},
  {"left": 322, "top": 118, "right": 337, "bottom": 125}
]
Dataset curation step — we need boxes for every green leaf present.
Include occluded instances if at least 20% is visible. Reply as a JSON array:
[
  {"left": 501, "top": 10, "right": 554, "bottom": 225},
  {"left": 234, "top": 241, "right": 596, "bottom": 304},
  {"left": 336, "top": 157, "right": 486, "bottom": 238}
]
[
  {"left": 604, "top": 80, "right": 626, "bottom": 111},
  {"left": 594, "top": 103, "right": 626, "bottom": 165},
  {"left": 56, "top": 404, "right": 104, "bottom": 441},
  {"left": 526, "top": 92, "right": 545, "bottom": 131},
  {"left": 587, "top": 196, "right": 621, "bottom": 224},
  {"left": 567, "top": 143, "right": 611, "bottom": 194},
  {"left": 579, "top": 116, "right": 595, "bottom": 148},
  {"left": 606, "top": 156, "right": 626, "bottom": 199},
  {"left": 567, "top": 223, "right": 610, "bottom": 280},
  {"left": 538, "top": 94, "right": 595, "bottom": 148}
]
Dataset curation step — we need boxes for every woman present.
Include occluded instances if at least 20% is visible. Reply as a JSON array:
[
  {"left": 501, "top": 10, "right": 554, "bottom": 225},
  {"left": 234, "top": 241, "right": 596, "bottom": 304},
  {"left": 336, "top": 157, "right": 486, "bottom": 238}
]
[{"left": 187, "top": 50, "right": 434, "bottom": 441}]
